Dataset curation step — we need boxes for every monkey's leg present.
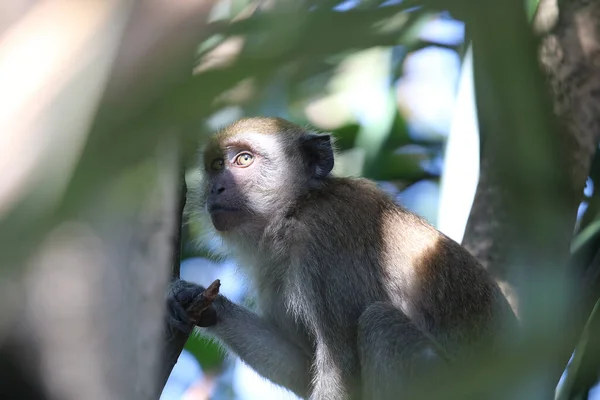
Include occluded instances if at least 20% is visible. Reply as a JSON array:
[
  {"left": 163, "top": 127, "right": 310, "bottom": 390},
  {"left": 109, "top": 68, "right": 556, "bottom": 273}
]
[
  {"left": 309, "top": 339, "right": 357, "bottom": 400},
  {"left": 205, "top": 296, "right": 312, "bottom": 398},
  {"left": 357, "top": 302, "right": 447, "bottom": 400}
]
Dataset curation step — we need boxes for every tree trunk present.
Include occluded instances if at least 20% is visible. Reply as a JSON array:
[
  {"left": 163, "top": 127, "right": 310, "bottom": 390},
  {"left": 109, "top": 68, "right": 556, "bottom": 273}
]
[
  {"left": 463, "top": 0, "right": 600, "bottom": 323},
  {"left": 0, "top": 1, "right": 215, "bottom": 399},
  {"left": 461, "top": 0, "right": 600, "bottom": 394}
]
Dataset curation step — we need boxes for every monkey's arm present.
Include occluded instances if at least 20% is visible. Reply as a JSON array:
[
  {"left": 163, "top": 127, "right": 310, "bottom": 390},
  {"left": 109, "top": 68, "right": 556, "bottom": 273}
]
[{"left": 206, "top": 296, "right": 313, "bottom": 398}]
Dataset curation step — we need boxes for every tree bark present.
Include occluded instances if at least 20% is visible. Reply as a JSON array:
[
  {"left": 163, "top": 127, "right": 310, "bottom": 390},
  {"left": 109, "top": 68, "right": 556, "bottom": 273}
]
[
  {"left": 462, "top": 0, "right": 600, "bottom": 321},
  {"left": 460, "top": 0, "right": 600, "bottom": 394},
  {"left": 0, "top": 1, "right": 216, "bottom": 399},
  {"left": 452, "top": 0, "right": 600, "bottom": 396}
]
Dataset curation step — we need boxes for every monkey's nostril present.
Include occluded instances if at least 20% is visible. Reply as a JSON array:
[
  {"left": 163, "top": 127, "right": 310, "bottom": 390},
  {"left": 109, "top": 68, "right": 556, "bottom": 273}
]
[{"left": 211, "top": 185, "right": 226, "bottom": 195}]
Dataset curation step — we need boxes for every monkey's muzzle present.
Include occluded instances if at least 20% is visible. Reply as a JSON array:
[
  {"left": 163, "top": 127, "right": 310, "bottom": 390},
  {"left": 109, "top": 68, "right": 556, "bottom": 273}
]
[{"left": 208, "top": 204, "right": 246, "bottom": 231}]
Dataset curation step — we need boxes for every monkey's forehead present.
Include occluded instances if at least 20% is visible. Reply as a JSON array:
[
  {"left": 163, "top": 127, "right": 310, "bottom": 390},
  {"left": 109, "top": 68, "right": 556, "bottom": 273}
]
[
  {"left": 218, "top": 117, "right": 304, "bottom": 137},
  {"left": 203, "top": 129, "right": 290, "bottom": 159},
  {"left": 202, "top": 117, "right": 307, "bottom": 155}
]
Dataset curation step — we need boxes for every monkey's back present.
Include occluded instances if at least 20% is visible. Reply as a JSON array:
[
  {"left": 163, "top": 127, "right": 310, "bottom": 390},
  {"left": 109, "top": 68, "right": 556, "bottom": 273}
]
[{"left": 285, "top": 177, "right": 516, "bottom": 358}]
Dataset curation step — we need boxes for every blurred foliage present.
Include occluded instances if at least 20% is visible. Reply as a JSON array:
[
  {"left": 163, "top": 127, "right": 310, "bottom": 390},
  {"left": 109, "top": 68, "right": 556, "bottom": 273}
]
[
  {"left": 560, "top": 147, "right": 600, "bottom": 398},
  {"left": 160, "top": 0, "right": 600, "bottom": 398},
  {"left": 6, "top": 0, "right": 599, "bottom": 399},
  {"left": 185, "top": 335, "right": 226, "bottom": 372},
  {"left": 177, "top": 0, "right": 457, "bottom": 382}
]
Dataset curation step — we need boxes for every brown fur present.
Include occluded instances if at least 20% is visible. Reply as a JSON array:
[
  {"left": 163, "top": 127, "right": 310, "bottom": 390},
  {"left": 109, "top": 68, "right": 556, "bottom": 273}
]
[{"left": 188, "top": 117, "right": 517, "bottom": 400}]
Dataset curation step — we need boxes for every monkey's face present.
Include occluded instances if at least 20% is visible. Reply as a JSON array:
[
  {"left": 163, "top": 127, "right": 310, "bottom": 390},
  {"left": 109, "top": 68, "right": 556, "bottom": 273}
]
[
  {"left": 201, "top": 132, "right": 296, "bottom": 233},
  {"left": 200, "top": 118, "right": 334, "bottom": 235}
]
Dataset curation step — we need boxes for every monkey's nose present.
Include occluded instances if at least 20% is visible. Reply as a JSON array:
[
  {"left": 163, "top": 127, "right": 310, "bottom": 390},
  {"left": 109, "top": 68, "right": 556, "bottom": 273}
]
[{"left": 212, "top": 186, "right": 225, "bottom": 195}]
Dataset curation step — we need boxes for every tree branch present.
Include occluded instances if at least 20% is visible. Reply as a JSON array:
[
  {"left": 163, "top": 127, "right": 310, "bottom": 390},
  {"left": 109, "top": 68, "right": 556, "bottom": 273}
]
[{"left": 460, "top": 0, "right": 584, "bottom": 395}]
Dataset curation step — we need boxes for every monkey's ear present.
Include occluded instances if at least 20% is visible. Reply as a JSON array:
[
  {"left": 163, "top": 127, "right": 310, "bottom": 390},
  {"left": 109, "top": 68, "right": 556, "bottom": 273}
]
[{"left": 301, "top": 133, "right": 334, "bottom": 179}]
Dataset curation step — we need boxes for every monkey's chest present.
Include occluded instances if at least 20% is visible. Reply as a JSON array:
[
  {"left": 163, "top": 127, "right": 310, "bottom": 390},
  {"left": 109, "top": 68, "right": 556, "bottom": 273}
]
[{"left": 257, "top": 284, "right": 315, "bottom": 354}]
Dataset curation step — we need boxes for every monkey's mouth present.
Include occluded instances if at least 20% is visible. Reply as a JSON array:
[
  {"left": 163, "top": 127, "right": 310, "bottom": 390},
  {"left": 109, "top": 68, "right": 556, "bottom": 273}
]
[
  {"left": 209, "top": 204, "right": 240, "bottom": 213},
  {"left": 208, "top": 205, "right": 245, "bottom": 231}
]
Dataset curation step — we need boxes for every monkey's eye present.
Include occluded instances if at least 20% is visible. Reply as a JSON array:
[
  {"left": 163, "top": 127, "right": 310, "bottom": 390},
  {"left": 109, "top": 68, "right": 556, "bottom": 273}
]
[
  {"left": 210, "top": 158, "right": 225, "bottom": 171},
  {"left": 233, "top": 152, "right": 254, "bottom": 167}
]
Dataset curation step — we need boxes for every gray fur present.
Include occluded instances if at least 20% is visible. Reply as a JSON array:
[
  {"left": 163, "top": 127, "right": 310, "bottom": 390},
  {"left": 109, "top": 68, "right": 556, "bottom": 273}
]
[{"left": 186, "top": 117, "right": 517, "bottom": 400}]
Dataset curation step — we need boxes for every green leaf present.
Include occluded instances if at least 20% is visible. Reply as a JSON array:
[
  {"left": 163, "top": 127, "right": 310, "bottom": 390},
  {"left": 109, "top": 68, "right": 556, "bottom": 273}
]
[
  {"left": 555, "top": 297, "right": 600, "bottom": 400},
  {"left": 332, "top": 123, "right": 361, "bottom": 151},
  {"left": 184, "top": 333, "right": 226, "bottom": 372},
  {"left": 525, "top": 0, "right": 541, "bottom": 22}
]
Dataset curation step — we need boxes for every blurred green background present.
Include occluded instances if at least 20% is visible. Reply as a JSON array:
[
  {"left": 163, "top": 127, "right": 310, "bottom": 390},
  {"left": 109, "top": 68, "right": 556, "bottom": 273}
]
[
  {"left": 4, "top": 0, "right": 600, "bottom": 399},
  {"left": 161, "top": 1, "right": 600, "bottom": 399},
  {"left": 170, "top": 2, "right": 467, "bottom": 399}
]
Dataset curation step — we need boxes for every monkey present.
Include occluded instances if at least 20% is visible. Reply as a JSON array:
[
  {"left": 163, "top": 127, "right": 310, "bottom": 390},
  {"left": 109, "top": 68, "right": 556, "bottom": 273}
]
[{"left": 168, "top": 117, "right": 518, "bottom": 400}]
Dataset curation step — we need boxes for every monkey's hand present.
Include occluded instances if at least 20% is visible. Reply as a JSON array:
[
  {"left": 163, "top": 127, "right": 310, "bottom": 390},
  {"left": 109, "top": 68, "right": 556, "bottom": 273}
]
[{"left": 167, "top": 278, "right": 220, "bottom": 333}]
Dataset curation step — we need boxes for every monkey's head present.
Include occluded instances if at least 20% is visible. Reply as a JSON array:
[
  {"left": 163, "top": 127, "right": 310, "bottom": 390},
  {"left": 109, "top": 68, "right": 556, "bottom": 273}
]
[{"left": 200, "top": 117, "right": 334, "bottom": 235}]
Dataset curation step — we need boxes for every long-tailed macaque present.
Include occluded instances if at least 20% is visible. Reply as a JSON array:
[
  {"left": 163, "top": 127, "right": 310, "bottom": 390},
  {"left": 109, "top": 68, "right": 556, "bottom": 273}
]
[{"left": 168, "top": 117, "right": 517, "bottom": 400}]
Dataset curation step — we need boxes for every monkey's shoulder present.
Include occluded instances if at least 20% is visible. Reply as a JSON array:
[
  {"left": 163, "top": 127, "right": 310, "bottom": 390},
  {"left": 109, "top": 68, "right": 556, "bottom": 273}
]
[
  {"left": 288, "top": 176, "right": 488, "bottom": 276},
  {"left": 297, "top": 177, "right": 398, "bottom": 215},
  {"left": 311, "top": 176, "right": 387, "bottom": 199},
  {"left": 292, "top": 176, "right": 422, "bottom": 235},
  {"left": 281, "top": 177, "right": 431, "bottom": 265}
]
